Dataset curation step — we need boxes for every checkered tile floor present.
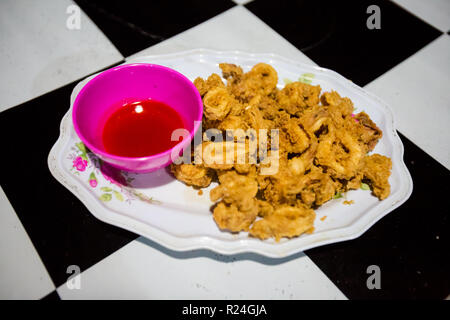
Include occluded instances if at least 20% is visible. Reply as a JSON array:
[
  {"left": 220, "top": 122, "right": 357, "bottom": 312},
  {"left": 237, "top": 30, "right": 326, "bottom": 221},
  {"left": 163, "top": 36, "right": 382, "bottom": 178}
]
[{"left": 0, "top": 0, "right": 449, "bottom": 300}]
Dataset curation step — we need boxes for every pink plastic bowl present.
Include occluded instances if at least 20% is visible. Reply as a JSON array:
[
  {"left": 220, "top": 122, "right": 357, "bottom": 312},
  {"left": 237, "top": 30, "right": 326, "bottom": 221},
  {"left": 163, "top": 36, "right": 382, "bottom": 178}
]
[{"left": 72, "top": 63, "right": 203, "bottom": 173}]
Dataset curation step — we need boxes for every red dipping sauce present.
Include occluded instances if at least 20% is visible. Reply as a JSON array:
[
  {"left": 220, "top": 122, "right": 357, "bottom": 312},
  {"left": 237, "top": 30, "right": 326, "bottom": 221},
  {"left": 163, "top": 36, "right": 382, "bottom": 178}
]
[{"left": 102, "top": 99, "right": 186, "bottom": 158}]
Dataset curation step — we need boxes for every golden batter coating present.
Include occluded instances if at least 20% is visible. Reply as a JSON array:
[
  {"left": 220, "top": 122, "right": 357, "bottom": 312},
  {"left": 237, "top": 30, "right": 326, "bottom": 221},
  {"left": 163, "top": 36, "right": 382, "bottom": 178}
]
[
  {"left": 277, "top": 81, "right": 321, "bottom": 117},
  {"left": 172, "top": 63, "right": 392, "bottom": 241},
  {"left": 203, "top": 87, "right": 233, "bottom": 121},
  {"left": 249, "top": 205, "right": 316, "bottom": 241},
  {"left": 361, "top": 154, "right": 392, "bottom": 200},
  {"left": 219, "top": 63, "right": 278, "bottom": 102},
  {"left": 170, "top": 164, "right": 213, "bottom": 188},
  {"left": 210, "top": 170, "right": 258, "bottom": 204},
  {"left": 213, "top": 201, "right": 259, "bottom": 232}
]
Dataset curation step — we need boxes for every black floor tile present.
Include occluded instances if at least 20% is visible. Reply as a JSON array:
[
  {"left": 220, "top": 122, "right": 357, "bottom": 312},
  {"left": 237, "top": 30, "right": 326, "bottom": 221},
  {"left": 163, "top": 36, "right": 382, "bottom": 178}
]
[
  {"left": 0, "top": 63, "right": 138, "bottom": 288},
  {"left": 306, "top": 132, "right": 450, "bottom": 299},
  {"left": 246, "top": 0, "right": 442, "bottom": 86},
  {"left": 75, "top": 0, "right": 236, "bottom": 57}
]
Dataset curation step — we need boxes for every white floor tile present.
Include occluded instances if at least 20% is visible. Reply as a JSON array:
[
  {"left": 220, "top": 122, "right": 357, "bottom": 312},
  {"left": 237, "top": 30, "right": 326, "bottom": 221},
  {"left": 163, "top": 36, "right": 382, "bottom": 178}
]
[
  {"left": 0, "top": 185, "right": 55, "bottom": 299},
  {"left": 365, "top": 35, "right": 450, "bottom": 170},
  {"left": 0, "top": 0, "right": 123, "bottom": 112},
  {"left": 392, "top": 0, "right": 450, "bottom": 32},
  {"left": 129, "top": 6, "right": 316, "bottom": 66},
  {"left": 57, "top": 237, "right": 346, "bottom": 299}
]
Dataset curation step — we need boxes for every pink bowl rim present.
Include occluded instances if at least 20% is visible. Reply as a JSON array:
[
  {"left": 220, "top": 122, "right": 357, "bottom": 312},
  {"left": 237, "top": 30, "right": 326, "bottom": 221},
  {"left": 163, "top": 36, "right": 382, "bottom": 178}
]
[{"left": 72, "top": 63, "right": 203, "bottom": 162}]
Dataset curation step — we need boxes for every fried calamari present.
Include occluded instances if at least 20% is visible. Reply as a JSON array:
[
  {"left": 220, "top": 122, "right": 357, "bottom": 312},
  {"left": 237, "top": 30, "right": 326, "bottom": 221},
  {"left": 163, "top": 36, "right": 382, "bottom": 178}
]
[{"left": 171, "top": 63, "right": 392, "bottom": 241}]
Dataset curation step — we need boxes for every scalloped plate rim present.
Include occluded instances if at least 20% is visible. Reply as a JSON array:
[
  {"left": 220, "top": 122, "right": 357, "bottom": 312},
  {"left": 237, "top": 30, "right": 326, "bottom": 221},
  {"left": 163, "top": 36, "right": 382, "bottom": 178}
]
[{"left": 48, "top": 49, "right": 413, "bottom": 258}]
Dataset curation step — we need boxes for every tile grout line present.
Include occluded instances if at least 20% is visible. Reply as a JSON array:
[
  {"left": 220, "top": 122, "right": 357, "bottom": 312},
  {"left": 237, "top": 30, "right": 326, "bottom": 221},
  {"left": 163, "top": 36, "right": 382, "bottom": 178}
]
[
  {"left": 0, "top": 60, "right": 126, "bottom": 116},
  {"left": 390, "top": 0, "right": 449, "bottom": 33},
  {"left": 0, "top": 184, "right": 57, "bottom": 299}
]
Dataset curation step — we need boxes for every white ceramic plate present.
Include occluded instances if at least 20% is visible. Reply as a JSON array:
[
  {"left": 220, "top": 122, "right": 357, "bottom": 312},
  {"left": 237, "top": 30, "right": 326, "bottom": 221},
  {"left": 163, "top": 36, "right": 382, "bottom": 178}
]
[{"left": 48, "top": 49, "right": 413, "bottom": 258}]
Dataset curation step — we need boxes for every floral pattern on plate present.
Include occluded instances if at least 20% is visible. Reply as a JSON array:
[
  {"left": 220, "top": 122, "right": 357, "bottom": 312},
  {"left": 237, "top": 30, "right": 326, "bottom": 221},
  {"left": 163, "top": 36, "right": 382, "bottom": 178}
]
[{"left": 68, "top": 141, "right": 160, "bottom": 205}]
